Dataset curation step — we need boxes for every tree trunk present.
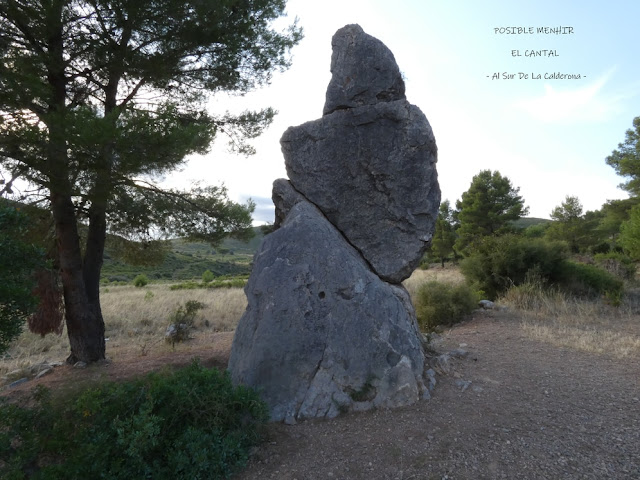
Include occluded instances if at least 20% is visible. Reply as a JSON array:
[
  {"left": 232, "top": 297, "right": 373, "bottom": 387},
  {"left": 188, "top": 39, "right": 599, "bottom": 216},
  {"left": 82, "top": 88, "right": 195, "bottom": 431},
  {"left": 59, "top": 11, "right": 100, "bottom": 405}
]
[
  {"left": 51, "top": 193, "right": 105, "bottom": 364},
  {"left": 81, "top": 204, "right": 108, "bottom": 358}
]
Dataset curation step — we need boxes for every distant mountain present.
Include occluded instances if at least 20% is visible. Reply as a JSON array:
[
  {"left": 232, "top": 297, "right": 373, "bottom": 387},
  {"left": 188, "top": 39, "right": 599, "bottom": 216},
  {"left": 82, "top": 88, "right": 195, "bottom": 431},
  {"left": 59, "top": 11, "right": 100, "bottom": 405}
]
[{"left": 511, "top": 217, "right": 551, "bottom": 230}]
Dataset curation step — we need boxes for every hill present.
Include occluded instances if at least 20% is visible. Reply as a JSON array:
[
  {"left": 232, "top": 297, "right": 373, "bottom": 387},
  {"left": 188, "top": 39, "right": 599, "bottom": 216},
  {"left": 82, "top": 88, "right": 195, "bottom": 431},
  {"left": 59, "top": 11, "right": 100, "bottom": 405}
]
[
  {"left": 511, "top": 217, "right": 551, "bottom": 229},
  {"left": 101, "top": 228, "right": 265, "bottom": 283}
]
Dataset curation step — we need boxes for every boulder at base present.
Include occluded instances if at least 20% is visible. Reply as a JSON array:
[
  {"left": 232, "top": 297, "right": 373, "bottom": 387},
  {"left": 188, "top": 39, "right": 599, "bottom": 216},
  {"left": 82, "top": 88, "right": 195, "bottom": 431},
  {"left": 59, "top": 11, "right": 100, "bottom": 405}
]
[{"left": 228, "top": 201, "right": 428, "bottom": 422}]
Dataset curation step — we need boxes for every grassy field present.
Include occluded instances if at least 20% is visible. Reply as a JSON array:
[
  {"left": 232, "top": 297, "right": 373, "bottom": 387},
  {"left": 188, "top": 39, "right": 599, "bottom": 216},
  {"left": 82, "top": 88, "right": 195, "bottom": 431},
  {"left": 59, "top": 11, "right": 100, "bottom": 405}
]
[
  {"left": 2, "top": 265, "right": 639, "bottom": 385},
  {"left": 500, "top": 282, "right": 640, "bottom": 358},
  {"left": 1, "top": 284, "right": 247, "bottom": 380}
]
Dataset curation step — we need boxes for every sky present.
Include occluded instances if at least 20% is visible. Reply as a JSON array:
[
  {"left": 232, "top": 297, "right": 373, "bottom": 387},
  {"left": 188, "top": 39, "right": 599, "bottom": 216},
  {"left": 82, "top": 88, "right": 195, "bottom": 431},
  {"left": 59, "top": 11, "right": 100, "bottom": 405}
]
[{"left": 164, "top": 0, "right": 640, "bottom": 224}]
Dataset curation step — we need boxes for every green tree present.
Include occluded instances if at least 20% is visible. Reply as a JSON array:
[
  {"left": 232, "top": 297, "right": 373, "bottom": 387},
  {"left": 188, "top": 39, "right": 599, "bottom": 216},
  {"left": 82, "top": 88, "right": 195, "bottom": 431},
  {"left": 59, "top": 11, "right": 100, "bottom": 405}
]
[
  {"left": 606, "top": 116, "right": 640, "bottom": 195},
  {"left": 619, "top": 204, "right": 640, "bottom": 260},
  {"left": 455, "top": 170, "right": 528, "bottom": 254},
  {"left": 430, "top": 199, "right": 457, "bottom": 268},
  {"left": 597, "top": 198, "right": 639, "bottom": 247},
  {"left": 0, "top": 1, "right": 302, "bottom": 363},
  {"left": 546, "top": 195, "right": 586, "bottom": 252},
  {"left": 0, "top": 202, "right": 45, "bottom": 354},
  {"left": 202, "top": 269, "right": 215, "bottom": 283}
]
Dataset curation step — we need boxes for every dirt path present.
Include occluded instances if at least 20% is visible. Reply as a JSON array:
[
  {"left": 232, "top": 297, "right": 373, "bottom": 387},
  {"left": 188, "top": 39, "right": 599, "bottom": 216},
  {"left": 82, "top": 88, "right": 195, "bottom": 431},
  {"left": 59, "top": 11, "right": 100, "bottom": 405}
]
[{"left": 236, "top": 311, "right": 640, "bottom": 480}]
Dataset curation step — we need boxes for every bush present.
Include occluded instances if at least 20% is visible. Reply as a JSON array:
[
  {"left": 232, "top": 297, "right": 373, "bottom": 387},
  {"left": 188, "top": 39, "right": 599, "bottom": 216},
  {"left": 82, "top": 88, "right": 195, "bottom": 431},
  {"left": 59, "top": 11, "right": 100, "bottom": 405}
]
[
  {"left": 0, "top": 361, "right": 269, "bottom": 479},
  {"left": 594, "top": 252, "right": 636, "bottom": 279},
  {"left": 460, "top": 235, "right": 624, "bottom": 302},
  {"left": 460, "top": 235, "right": 568, "bottom": 299},
  {"left": 166, "top": 300, "right": 207, "bottom": 344},
  {"left": 202, "top": 269, "right": 215, "bottom": 283},
  {"left": 558, "top": 261, "right": 624, "bottom": 301},
  {"left": 414, "top": 281, "right": 479, "bottom": 332},
  {"left": 133, "top": 274, "right": 149, "bottom": 288},
  {"left": 169, "top": 300, "right": 206, "bottom": 327}
]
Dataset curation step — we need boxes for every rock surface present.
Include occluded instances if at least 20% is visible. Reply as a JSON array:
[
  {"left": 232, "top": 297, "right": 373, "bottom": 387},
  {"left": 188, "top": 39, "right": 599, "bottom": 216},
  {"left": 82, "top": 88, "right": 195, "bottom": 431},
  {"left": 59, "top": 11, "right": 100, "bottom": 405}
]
[
  {"left": 323, "top": 24, "right": 405, "bottom": 115},
  {"left": 282, "top": 100, "right": 438, "bottom": 283},
  {"left": 228, "top": 201, "right": 427, "bottom": 422},
  {"left": 271, "top": 178, "right": 305, "bottom": 229}
]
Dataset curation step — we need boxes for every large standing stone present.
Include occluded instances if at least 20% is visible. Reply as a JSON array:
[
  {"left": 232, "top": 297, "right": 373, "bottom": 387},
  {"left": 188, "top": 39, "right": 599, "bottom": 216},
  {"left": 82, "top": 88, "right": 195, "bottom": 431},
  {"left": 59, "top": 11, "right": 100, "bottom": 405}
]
[
  {"left": 281, "top": 25, "right": 439, "bottom": 284},
  {"left": 228, "top": 24, "right": 440, "bottom": 422},
  {"left": 228, "top": 201, "right": 428, "bottom": 422}
]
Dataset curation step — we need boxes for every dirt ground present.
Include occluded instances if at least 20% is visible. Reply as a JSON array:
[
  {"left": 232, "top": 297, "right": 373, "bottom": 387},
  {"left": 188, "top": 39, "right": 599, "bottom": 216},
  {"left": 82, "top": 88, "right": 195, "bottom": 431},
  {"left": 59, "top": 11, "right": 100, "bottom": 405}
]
[
  {"left": 236, "top": 310, "right": 640, "bottom": 480},
  {"left": 3, "top": 312, "right": 639, "bottom": 479}
]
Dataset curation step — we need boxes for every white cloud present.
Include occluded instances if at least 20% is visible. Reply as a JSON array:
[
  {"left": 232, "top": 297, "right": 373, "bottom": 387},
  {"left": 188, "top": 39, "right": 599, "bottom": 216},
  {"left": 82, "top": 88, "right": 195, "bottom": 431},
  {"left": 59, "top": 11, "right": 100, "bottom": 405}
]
[{"left": 512, "top": 69, "right": 626, "bottom": 124}]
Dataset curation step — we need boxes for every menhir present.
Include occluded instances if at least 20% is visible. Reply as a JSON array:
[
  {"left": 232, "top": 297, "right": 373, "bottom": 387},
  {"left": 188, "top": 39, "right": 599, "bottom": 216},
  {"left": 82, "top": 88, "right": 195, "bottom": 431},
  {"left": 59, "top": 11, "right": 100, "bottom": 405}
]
[{"left": 228, "top": 24, "right": 440, "bottom": 422}]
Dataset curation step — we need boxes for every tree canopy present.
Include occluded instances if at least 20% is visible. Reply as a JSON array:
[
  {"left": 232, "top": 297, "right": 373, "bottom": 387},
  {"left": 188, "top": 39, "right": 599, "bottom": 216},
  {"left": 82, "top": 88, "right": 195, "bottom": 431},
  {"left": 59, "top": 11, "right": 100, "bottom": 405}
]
[
  {"left": 0, "top": 0, "right": 302, "bottom": 362},
  {"left": 454, "top": 170, "right": 528, "bottom": 254},
  {"left": 620, "top": 204, "right": 640, "bottom": 260},
  {"left": 430, "top": 199, "right": 457, "bottom": 267},
  {"left": 546, "top": 195, "right": 586, "bottom": 253},
  {"left": 606, "top": 116, "right": 640, "bottom": 196}
]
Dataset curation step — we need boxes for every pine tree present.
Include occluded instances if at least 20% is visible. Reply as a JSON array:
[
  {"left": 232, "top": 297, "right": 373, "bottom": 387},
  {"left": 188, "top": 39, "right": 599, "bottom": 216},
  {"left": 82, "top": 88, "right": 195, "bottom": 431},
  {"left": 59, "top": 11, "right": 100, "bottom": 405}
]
[
  {"left": 0, "top": 0, "right": 302, "bottom": 362},
  {"left": 455, "top": 170, "right": 528, "bottom": 254}
]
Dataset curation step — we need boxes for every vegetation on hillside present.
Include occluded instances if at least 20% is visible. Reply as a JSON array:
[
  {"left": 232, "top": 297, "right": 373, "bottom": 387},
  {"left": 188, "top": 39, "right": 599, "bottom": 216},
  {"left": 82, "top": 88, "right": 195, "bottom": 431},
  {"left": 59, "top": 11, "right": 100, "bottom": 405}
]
[{"left": 101, "top": 229, "right": 264, "bottom": 284}]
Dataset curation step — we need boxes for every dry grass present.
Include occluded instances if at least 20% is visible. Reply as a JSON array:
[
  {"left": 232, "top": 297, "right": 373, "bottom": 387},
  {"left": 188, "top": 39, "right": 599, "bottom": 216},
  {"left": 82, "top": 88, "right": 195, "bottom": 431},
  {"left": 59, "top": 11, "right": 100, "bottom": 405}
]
[
  {"left": 101, "top": 284, "right": 247, "bottom": 335},
  {"left": 1, "top": 284, "right": 247, "bottom": 380},
  {"left": 520, "top": 323, "right": 640, "bottom": 358},
  {"left": 501, "top": 282, "right": 640, "bottom": 359},
  {"left": 403, "top": 266, "right": 465, "bottom": 299}
]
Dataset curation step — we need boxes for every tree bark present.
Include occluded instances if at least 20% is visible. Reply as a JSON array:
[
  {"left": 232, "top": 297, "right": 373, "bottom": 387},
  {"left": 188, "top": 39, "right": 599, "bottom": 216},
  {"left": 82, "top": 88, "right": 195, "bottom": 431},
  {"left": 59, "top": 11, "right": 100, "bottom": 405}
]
[{"left": 51, "top": 193, "right": 105, "bottom": 363}]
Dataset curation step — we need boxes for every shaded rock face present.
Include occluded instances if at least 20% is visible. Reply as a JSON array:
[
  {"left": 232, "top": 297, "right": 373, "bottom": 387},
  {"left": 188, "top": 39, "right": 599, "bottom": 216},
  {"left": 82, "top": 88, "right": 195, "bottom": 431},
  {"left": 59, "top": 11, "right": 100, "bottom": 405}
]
[
  {"left": 228, "top": 201, "right": 427, "bottom": 422},
  {"left": 282, "top": 99, "right": 438, "bottom": 283},
  {"left": 228, "top": 24, "right": 439, "bottom": 422},
  {"left": 272, "top": 178, "right": 305, "bottom": 229}
]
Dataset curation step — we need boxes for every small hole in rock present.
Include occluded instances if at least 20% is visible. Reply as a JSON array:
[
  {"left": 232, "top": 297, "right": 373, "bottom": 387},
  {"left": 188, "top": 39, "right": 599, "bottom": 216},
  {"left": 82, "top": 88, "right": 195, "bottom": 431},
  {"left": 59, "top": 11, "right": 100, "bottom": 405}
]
[{"left": 318, "top": 291, "right": 326, "bottom": 299}]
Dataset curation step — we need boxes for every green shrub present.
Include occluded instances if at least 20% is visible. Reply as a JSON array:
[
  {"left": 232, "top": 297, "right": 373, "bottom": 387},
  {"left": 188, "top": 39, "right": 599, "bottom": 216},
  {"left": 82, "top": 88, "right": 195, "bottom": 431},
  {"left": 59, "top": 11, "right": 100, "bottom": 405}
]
[
  {"left": 460, "top": 235, "right": 624, "bottom": 302},
  {"left": 0, "top": 362, "right": 268, "bottom": 479},
  {"left": 594, "top": 252, "right": 636, "bottom": 279},
  {"left": 202, "top": 269, "right": 215, "bottom": 283},
  {"left": 460, "top": 235, "right": 568, "bottom": 299},
  {"left": 558, "top": 261, "right": 624, "bottom": 300},
  {"left": 414, "top": 281, "right": 479, "bottom": 332},
  {"left": 132, "top": 274, "right": 149, "bottom": 288},
  {"left": 169, "top": 280, "right": 201, "bottom": 290},
  {"left": 169, "top": 300, "right": 206, "bottom": 327}
]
